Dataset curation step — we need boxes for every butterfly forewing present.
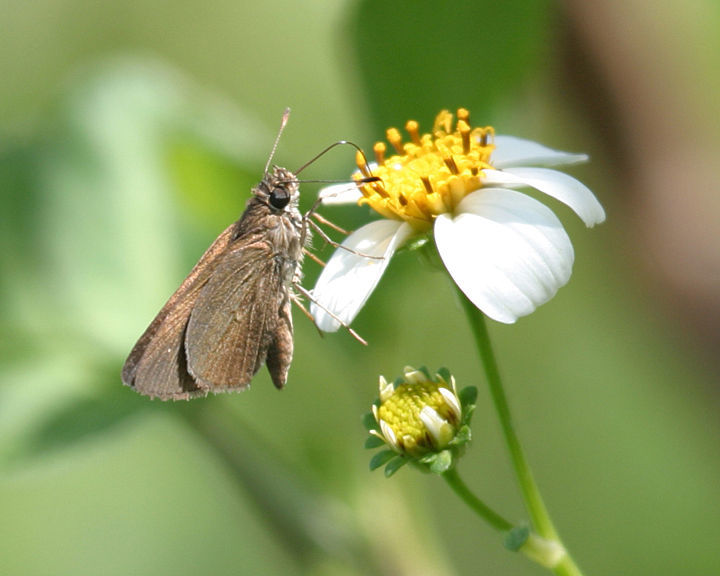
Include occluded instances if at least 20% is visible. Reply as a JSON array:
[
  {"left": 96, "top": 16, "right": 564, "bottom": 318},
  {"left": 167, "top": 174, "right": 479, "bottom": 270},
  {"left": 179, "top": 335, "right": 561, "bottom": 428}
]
[
  {"left": 185, "top": 242, "right": 288, "bottom": 391},
  {"left": 121, "top": 222, "right": 241, "bottom": 399}
]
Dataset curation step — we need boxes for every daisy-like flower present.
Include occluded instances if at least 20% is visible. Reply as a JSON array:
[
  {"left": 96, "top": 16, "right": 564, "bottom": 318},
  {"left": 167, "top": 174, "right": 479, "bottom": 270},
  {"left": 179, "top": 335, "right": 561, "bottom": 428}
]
[
  {"left": 311, "top": 108, "right": 605, "bottom": 327},
  {"left": 365, "top": 366, "right": 476, "bottom": 476}
]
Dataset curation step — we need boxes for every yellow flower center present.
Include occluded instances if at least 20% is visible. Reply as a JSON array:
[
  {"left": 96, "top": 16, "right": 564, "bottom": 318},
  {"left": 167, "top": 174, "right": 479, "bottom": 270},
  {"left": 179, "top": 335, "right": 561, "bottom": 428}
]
[
  {"left": 355, "top": 108, "right": 495, "bottom": 232},
  {"left": 378, "top": 380, "right": 459, "bottom": 456}
]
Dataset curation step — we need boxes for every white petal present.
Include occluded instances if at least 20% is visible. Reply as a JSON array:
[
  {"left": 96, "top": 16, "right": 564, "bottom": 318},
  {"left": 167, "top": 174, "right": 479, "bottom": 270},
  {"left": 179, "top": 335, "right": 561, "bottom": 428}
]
[
  {"left": 317, "top": 182, "right": 363, "bottom": 205},
  {"left": 378, "top": 375, "right": 394, "bottom": 402},
  {"left": 310, "top": 219, "right": 414, "bottom": 331},
  {"left": 438, "top": 387, "right": 461, "bottom": 420},
  {"left": 491, "top": 135, "right": 588, "bottom": 168},
  {"left": 435, "top": 188, "right": 574, "bottom": 323},
  {"left": 482, "top": 167, "right": 606, "bottom": 227},
  {"left": 379, "top": 419, "right": 399, "bottom": 451},
  {"left": 317, "top": 162, "right": 379, "bottom": 205},
  {"left": 419, "top": 406, "right": 449, "bottom": 445}
]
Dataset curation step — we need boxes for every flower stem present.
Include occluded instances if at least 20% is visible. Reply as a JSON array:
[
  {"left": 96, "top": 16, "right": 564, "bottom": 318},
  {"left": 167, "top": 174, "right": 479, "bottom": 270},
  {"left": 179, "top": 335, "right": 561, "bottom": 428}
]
[
  {"left": 442, "top": 468, "right": 576, "bottom": 571},
  {"left": 455, "top": 286, "right": 585, "bottom": 576},
  {"left": 442, "top": 467, "right": 513, "bottom": 532}
]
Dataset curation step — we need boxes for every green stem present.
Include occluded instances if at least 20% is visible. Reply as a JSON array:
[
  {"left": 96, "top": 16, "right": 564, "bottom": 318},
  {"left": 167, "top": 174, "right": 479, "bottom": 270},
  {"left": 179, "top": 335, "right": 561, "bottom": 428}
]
[
  {"left": 443, "top": 468, "right": 577, "bottom": 572},
  {"left": 442, "top": 467, "right": 513, "bottom": 532},
  {"left": 456, "top": 286, "right": 585, "bottom": 576},
  {"left": 554, "top": 556, "right": 585, "bottom": 576},
  {"left": 457, "top": 291, "right": 556, "bottom": 538}
]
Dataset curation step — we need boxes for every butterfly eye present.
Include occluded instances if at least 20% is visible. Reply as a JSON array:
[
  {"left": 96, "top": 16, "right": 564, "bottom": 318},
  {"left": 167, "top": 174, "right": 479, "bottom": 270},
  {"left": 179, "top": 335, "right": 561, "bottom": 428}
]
[{"left": 269, "top": 186, "right": 291, "bottom": 209}]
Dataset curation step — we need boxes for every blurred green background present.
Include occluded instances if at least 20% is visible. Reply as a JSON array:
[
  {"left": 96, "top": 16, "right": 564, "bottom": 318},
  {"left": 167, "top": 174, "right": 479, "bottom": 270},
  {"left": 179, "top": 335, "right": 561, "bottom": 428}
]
[{"left": 2, "top": 1, "right": 719, "bottom": 575}]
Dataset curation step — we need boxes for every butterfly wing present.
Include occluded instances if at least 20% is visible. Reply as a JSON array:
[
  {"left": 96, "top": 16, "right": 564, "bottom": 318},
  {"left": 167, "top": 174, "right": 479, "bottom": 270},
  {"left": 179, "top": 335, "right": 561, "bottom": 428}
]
[
  {"left": 121, "top": 222, "right": 238, "bottom": 400},
  {"left": 184, "top": 238, "right": 293, "bottom": 391}
]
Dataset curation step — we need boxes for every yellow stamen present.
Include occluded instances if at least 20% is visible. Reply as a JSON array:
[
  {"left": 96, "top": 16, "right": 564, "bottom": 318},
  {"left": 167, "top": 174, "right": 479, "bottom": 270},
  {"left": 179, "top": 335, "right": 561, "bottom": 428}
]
[
  {"left": 387, "top": 127, "right": 404, "bottom": 154},
  {"left": 356, "top": 109, "right": 496, "bottom": 232},
  {"left": 458, "top": 120, "right": 471, "bottom": 155},
  {"left": 377, "top": 380, "right": 459, "bottom": 456},
  {"left": 443, "top": 155, "right": 459, "bottom": 175},
  {"left": 373, "top": 142, "right": 386, "bottom": 166},
  {"left": 433, "top": 109, "right": 453, "bottom": 133},
  {"left": 405, "top": 120, "right": 421, "bottom": 145}
]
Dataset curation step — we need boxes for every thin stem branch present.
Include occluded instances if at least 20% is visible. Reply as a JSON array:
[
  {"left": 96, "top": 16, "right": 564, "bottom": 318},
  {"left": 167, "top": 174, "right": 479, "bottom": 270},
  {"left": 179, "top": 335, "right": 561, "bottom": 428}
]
[
  {"left": 442, "top": 467, "right": 513, "bottom": 532},
  {"left": 443, "top": 467, "right": 581, "bottom": 573},
  {"left": 456, "top": 287, "right": 557, "bottom": 538}
]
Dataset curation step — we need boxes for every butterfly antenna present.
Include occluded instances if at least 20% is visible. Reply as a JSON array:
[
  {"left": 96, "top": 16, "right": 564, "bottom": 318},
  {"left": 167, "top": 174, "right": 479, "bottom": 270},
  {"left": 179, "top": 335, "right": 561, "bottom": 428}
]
[
  {"left": 264, "top": 108, "right": 291, "bottom": 175},
  {"left": 294, "top": 140, "right": 372, "bottom": 176}
]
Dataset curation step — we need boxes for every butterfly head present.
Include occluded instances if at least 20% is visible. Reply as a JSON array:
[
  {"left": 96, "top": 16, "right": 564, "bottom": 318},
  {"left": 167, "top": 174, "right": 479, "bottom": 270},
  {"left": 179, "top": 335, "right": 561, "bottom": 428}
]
[{"left": 256, "top": 166, "right": 300, "bottom": 212}]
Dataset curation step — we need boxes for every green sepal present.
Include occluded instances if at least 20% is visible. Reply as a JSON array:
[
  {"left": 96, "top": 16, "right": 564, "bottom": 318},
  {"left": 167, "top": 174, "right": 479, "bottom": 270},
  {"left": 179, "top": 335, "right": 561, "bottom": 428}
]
[
  {"left": 504, "top": 525, "right": 531, "bottom": 552},
  {"left": 416, "top": 366, "right": 432, "bottom": 380},
  {"left": 364, "top": 435, "right": 386, "bottom": 449},
  {"left": 459, "top": 386, "right": 477, "bottom": 409},
  {"left": 414, "top": 236, "right": 443, "bottom": 270},
  {"left": 436, "top": 366, "right": 452, "bottom": 383},
  {"left": 361, "top": 411, "right": 377, "bottom": 432},
  {"left": 400, "top": 233, "right": 430, "bottom": 254},
  {"left": 461, "top": 403, "right": 476, "bottom": 426},
  {"left": 384, "top": 456, "right": 407, "bottom": 477},
  {"left": 420, "top": 449, "right": 453, "bottom": 474},
  {"left": 459, "top": 387, "right": 477, "bottom": 427},
  {"left": 369, "top": 449, "right": 397, "bottom": 471},
  {"left": 449, "top": 425, "right": 471, "bottom": 446}
]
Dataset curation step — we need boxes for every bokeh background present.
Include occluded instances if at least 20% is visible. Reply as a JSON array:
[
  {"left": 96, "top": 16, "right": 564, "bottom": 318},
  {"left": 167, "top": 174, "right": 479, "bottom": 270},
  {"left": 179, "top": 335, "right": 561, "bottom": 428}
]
[{"left": 2, "top": 1, "right": 719, "bottom": 575}]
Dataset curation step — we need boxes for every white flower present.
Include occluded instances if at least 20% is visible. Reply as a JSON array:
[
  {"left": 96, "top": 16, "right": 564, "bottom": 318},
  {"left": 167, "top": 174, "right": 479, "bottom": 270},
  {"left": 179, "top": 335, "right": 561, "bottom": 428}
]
[{"left": 311, "top": 109, "right": 605, "bottom": 329}]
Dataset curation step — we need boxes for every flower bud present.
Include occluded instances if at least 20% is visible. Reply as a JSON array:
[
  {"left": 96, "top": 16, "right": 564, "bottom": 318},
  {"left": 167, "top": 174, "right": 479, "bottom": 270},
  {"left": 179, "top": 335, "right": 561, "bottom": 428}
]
[{"left": 365, "top": 366, "right": 476, "bottom": 476}]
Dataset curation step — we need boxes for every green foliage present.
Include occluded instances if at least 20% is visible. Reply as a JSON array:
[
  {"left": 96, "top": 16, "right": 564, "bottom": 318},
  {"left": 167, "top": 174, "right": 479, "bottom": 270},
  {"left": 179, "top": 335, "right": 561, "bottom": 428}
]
[{"left": 347, "top": 0, "right": 553, "bottom": 130}]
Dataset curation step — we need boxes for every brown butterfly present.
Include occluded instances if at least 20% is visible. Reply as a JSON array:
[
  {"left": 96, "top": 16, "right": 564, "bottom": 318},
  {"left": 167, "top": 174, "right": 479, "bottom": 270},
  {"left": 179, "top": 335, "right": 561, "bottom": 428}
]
[
  {"left": 122, "top": 110, "right": 375, "bottom": 400},
  {"left": 122, "top": 111, "right": 308, "bottom": 400}
]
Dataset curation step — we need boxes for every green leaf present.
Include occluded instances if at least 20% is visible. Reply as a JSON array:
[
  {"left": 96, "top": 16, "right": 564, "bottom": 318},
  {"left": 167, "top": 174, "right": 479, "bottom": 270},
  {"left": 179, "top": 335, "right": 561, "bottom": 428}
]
[{"left": 347, "top": 0, "right": 554, "bottom": 131}]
